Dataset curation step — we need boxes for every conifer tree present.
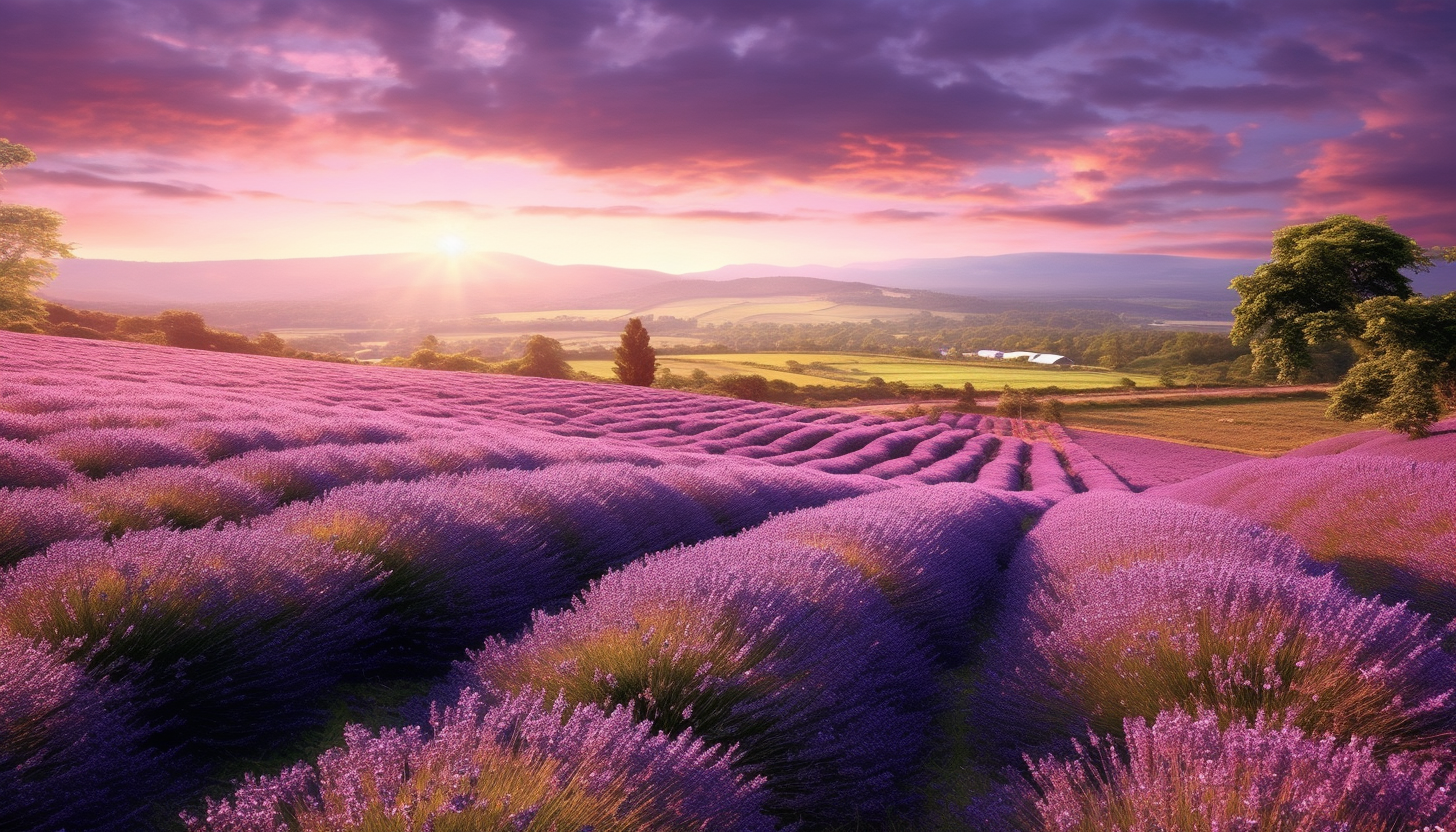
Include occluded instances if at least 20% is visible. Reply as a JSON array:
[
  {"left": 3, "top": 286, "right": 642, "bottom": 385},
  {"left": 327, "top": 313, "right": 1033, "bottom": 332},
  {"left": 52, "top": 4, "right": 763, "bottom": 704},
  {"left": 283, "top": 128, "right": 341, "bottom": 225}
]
[{"left": 613, "top": 317, "right": 657, "bottom": 386}]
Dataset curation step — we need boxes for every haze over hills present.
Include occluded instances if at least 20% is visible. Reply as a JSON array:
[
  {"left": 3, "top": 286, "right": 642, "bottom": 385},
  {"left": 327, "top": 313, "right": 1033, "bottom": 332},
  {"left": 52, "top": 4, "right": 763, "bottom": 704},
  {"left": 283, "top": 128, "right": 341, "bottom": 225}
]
[
  {"left": 42, "top": 251, "right": 1456, "bottom": 333},
  {"left": 44, "top": 252, "right": 672, "bottom": 308},
  {"left": 681, "top": 253, "right": 1265, "bottom": 302}
]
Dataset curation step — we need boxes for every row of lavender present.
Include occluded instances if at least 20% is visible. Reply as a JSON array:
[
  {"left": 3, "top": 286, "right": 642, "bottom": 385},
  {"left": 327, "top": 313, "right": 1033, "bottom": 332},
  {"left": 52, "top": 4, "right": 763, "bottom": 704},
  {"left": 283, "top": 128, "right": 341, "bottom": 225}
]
[
  {"left": 964, "top": 488, "right": 1456, "bottom": 828},
  {"left": 191, "top": 483, "right": 1050, "bottom": 830},
  {"left": 0, "top": 414, "right": 1107, "bottom": 570},
  {"left": 1, "top": 461, "right": 892, "bottom": 831},
  {"left": 1155, "top": 417, "right": 1456, "bottom": 621},
  {"left": 0, "top": 331, "right": 1124, "bottom": 502}
]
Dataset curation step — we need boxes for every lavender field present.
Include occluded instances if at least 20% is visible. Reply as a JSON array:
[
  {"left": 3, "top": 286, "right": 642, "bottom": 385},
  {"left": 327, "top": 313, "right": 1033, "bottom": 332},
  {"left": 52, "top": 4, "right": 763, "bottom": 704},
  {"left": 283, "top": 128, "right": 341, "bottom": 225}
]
[{"left": 2, "top": 330, "right": 1453, "bottom": 832}]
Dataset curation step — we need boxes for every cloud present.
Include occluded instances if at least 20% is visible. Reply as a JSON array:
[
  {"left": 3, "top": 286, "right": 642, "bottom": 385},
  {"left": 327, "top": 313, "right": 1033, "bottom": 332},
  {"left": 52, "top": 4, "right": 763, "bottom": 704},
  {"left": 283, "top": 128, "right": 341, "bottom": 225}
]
[
  {"left": 0, "top": 0, "right": 1452, "bottom": 250},
  {"left": 8, "top": 168, "right": 229, "bottom": 200},
  {"left": 854, "top": 209, "right": 946, "bottom": 223},
  {"left": 516, "top": 205, "right": 799, "bottom": 222}
]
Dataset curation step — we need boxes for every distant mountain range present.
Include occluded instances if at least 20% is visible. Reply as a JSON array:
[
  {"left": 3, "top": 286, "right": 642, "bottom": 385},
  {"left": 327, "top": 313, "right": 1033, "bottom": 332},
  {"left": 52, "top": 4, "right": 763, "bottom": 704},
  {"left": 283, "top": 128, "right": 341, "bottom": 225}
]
[{"left": 42, "top": 251, "right": 1456, "bottom": 332}]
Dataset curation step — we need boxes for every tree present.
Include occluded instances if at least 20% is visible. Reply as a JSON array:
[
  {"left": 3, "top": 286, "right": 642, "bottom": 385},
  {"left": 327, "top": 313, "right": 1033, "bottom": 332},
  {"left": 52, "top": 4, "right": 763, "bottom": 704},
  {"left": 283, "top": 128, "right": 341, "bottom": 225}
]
[
  {"left": 1, "top": 139, "right": 75, "bottom": 330},
  {"left": 1327, "top": 290, "right": 1456, "bottom": 437},
  {"left": 1232, "top": 215, "right": 1455, "bottom": 436},
  {"left": 613, "top": 317, "right": 657, "bottom": 386},
  {"left": 517, "top": 334, "right": 572, "bottom": 379},
  {"left": 954, "top": 381, "right": 979, "bottom": 411},
  {"left": 1231, "top": 215, "right": 1431, "bottom": 382},
  {"left": 995, "top": 386, "right": 1038, "bottom": 419}
]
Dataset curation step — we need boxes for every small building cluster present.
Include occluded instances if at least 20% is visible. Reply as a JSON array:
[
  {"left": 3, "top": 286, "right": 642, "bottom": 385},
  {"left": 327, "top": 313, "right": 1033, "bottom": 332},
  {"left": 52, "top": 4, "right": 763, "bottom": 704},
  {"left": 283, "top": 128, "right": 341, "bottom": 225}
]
[{"left": 971, "top": 349, "right": 1074, "bottom": 366}]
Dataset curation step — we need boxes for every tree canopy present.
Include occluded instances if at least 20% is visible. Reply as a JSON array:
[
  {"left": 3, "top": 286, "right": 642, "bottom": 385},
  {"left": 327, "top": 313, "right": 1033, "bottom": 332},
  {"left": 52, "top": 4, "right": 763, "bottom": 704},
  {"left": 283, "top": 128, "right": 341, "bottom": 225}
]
[
  {"left": 517, "top": 334, "right": 573, "bottom": 379},
  {"left": 1231, "top": 215, "right": 1431, "bottom": 382},
  {"left": 1232, "top": 215, "right": 1454, "bottom": 436},
  {"left": 1, "top": 139, "right": 75, "bottom": 330},
  {"left": 613, "top": 317, "right": 657, "bottom": 386}
]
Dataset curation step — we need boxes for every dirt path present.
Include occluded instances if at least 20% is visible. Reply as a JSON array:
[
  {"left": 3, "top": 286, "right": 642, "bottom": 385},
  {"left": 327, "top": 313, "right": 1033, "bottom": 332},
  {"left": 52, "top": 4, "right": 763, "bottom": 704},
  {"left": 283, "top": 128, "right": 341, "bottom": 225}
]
[{"left": 832, "top": 384, "right": 1333, "bottom": 415}]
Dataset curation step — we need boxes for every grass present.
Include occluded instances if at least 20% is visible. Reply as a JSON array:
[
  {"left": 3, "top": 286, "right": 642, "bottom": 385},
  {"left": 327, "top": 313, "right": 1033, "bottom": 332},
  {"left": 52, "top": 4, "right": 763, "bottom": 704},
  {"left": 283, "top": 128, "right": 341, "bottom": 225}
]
[
  {"left": 1063, "top": 391, "right": 1370, "bottom": 455},
  {"left": 576, "top": 352, "right": 1162, "bottom": 390}
]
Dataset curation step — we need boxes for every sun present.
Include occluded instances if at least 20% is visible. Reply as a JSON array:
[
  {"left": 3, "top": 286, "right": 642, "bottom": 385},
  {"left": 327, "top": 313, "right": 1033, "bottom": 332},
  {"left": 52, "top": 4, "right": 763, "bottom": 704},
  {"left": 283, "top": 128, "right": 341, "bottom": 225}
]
[{"left": 436, "top": 235, "right": 467, "bottom": 256}]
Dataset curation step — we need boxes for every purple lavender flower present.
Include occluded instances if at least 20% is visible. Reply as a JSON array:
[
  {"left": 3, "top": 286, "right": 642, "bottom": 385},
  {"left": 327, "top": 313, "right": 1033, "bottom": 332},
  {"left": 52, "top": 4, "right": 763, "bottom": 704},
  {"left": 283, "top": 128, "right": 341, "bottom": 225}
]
[
  {"left": 70, "top": 465, "right": 275, "bottom": 536},
  {"left": 0, "top": 486, "right": 104, "bottom": 566},
  {"left": 0, "top": 438, "right": 76, "bottom": 488},
  {"left": 42, "top": 427, "right": 208, "bottom": 478},
  {"left": 188, "top": 690, "right": 774, "bottom": 832},
  {"left": 985, "top": 553, "right": 1456, "bottom": 760},
  {"left": 1, "top": 633, "right": 169, "bottom": 832},
  {"left": 1156, "top": 455, "right": 1456, "bottom": 620},
  {"left": 745, "top": 482, "right": 1039, "bottom": 662},
  {"left": 973, "top": 436, "right": 1026, "bottom": 491},
  {"left": 453, "top": 535, "right": 935, "bottom": 825},
  {"left": 979, "top": 709, "right": 1456, "bottom": 832},
  {"left": 0, "top": 526, "right": 384, "bottom": 754}
]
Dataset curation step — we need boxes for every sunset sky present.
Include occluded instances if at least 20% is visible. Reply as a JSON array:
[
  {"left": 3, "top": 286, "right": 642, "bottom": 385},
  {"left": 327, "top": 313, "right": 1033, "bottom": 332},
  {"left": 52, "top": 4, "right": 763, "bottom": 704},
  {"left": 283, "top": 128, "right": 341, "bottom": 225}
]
[{"left": 1, "top": 0, "right": 1452, "bottom": 272}]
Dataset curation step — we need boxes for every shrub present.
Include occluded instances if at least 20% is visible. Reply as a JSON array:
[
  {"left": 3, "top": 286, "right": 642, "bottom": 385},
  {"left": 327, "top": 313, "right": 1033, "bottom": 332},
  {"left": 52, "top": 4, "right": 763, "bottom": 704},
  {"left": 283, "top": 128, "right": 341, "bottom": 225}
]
[
  {"left": 981, "top": 709, "right": 1456, "bottom": 832},
  {"left": 1156, "top": 455, "right": 1456, "bottom": 620},
  {"left": 0, "top": 438, "right": 74, "bottom": 488},
  {"left": 188, "top": 690, "right": 774, "bottom": 832},
  {"left": 747, "top": 483, "right": 1037, "bottom": 662},
  {"left": 70, "top": 466, "right": 274, "bottom": 536},
  {"left": 42, "top": 427, "right": 206, "bottom": 477},
  {"left": 0, "top": 527, "right": 383, "bottom": 754},
  {"left": 986, "top": 555, "right": 1456, "bottom": 759},
  {"left": 1, "top": 634, "right": 168, "bottom": 832},
  {"left": 452, "top": 536, "right": 935, "bottom": 825},
  {"left": 0, "top": 486, "right": 104, "bottom": 566}
]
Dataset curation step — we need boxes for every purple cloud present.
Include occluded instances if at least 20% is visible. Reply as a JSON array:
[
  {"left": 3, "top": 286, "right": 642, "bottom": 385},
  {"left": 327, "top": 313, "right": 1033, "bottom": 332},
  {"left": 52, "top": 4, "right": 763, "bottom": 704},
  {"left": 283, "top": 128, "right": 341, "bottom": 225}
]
[{"left": 0, "top": 0, "right": 1450, "bottom": 238}]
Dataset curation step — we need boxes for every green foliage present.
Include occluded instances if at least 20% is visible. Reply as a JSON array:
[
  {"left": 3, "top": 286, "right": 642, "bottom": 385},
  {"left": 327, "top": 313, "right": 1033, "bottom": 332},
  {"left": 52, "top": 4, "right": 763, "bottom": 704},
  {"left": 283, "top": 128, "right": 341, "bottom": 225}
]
[
  {"left": 1327, "top": 293, "right": 1456, "bottom": 436},
  {"left": 954, "top": 382, "right": 979, "bottom": 411},
  {"left": 517, "top": 334, "right": 573, "bottom": 379},
  {"left": 1038, "top": 398, "right": 1066, "bottom": 423},
  {"left": 1, "top": 139, "right": 75, "bottom": 329},
  {"left": 1, "top": 177, "right": 76, "bottom": 328},
  {"left": 995, "top": 386, "right": 1039, "bottom": 419},
  {"left": 1231, "top": 215, "right": 1431, "bottom": 382},
  {"left": 614, "top": 317, "right": 658, "bottom": 386},
  {"left": 0, "top": 138, "right": 35, "bottom": 169}
]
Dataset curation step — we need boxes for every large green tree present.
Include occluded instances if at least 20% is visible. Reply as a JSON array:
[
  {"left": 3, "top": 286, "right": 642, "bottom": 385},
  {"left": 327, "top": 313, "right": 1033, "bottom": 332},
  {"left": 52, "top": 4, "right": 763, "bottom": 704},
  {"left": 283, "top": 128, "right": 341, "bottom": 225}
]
[
  {"left": 613, "top": 317, "right": 657, "bottom": 386},
  {"left": 1231, "top": 215, "right": 1431, "bottom": 382},
  {"left": 516, "top": 334, "right": 573, "bottom": 379},
  {"left": 1232, "top": 215, "right": 1455, "bottom": 436},
  {"left": 1, "top": 138, "right": 74, "bottom": 330}
]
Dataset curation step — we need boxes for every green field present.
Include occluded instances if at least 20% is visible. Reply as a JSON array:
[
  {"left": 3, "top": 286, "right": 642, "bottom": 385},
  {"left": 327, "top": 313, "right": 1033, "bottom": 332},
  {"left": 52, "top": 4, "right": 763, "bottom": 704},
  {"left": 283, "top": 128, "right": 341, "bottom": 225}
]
[
  {"left": 1063, "top": 392, "right": 1371, "bottom": 455},
  {"left": 576, "top": 352, "right": 1161, "bottom": 390}
]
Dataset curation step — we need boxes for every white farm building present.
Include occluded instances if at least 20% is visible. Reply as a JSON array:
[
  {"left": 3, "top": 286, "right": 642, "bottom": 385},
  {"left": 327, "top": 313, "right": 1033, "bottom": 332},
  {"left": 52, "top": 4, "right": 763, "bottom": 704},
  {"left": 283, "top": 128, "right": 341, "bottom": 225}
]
[{"left": 969, "top": 349, "right": 1074, "bottom": 366}]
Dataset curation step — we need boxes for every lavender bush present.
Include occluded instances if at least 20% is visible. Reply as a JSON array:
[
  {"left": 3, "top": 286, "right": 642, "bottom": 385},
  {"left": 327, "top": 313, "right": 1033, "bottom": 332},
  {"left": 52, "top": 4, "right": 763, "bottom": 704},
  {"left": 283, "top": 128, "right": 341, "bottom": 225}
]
[
  {"left": 1, "top": 633, "right": 169, "bottom": 832},
  {"left": 985, "top": 554, "right": 1456, "bottom": 759},
  {"left": 980, "top": 709, "right": 1456, "bottom": 832},
  {"left": 974, "top": 436, "right": 1027, "bottom": 491},
  {"left": 452, "top": 536, "right": 935, "bottom": 825},
  {"left": 42, "top": 427, "right": 208, "bottom": 478},
  {"left": 0, "top": 438, "right": 75, "bottom": 488},
  {"left": 745, "top": 483, "right": 1039, "bottom": 662},
  {"left": 1157, "top": 455, "right": 1456, "bottom": 620},
  {"left": 0, "top": 527, "right": 384, "bottom": 754},
  {"left": 0, "top": 486, "right": 104, "bottom": 565},
  {"left": 70, "top": 466, "right": 275, "bottom": 536},
  {"left": 188, "top": 690, "right": 774, "bottom": 832}
]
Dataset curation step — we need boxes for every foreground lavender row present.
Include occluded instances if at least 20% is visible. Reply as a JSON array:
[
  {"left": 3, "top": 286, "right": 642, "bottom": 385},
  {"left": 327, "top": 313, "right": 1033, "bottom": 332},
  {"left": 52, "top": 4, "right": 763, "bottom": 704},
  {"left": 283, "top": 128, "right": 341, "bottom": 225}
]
[{"left": 3, "top": 332, "right": 1454, "bottom": 831}]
